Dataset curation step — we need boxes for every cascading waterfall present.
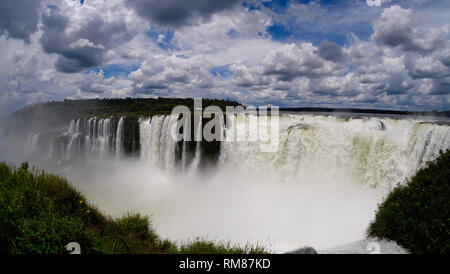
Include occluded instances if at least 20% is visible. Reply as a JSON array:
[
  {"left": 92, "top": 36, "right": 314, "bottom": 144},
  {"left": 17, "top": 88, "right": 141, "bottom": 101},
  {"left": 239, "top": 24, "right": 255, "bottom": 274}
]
[
  {"left": 29, "top": 113, "right": 449, "bottom": 190},
  {"left": 139, "top": 117, "right": 152, "bottom": 161},
  {"left": 159, "top": 116, "right": 170, "bottom": 166},
  {"left": 42, "top": 116, "right": 121, "bottom": 161},
  {"left": 22, "top": 113, "right": 450, "bottom": 252},
  {"left": 189, "top": 118, "right": 203, "bottom": 172},
  {"left": 66, "top": 118, "right": 84, "bottom": 160},
  {"left": 181, "top": 117, "right": 191, "bottom": 171},
  {"left": 46, "top": 140, "right": 54, "bottom": 160},
  {"left": 162, "top": 115, "right": 178, "bottom": 171},
  {"left": 218, "top": 115, "right": 450, "bottom": 189},
  {"left": 159, "top": 115, "right": 178, "bottom": 170},
  {"left": 116, "top": 117, "right": 125, "bottom": 159},
  {"left": 135, "top": 113, "right": 450, "bottom": 188},
  {"left": 140, "top": 115, "right": 178, "bottom": 169},
  {"left": 149, "top": 116, "right": 165, "bottom": 166},
  {"left": 30, "top": 133, "right": 40, "bottom": 153}
]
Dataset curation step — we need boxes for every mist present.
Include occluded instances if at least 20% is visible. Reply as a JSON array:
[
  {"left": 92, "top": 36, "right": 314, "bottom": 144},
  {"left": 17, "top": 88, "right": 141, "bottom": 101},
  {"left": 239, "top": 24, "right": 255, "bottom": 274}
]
[
  {"left": 1, "top": 111, "right": 449, "bottom": 253},
  {"left": 57, "top": 157, "right": 384, "bottom": 253}
]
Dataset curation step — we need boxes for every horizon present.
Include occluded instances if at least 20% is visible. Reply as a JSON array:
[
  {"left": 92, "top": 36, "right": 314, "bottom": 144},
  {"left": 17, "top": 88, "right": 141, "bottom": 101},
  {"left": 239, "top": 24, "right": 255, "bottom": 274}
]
[{"left": 3, "top": 97, "right": 449, "bottom": 120}]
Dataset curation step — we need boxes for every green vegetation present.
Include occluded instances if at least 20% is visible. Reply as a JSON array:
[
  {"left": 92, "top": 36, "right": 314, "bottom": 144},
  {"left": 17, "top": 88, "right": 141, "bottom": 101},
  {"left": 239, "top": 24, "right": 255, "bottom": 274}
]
[
  {"left": 280, "top": 107, "right": 450, "bottom": 118},
  {"left": 0, "top": 162, "right": 267, "bottom": 254},
  {"left": 161, "top": 238, "right": 267, "bottom": 254},
  {"left": 367, "top": 149, "right": 450, "bottom": 254},
  {"left": 5, "top": 98, "right": 241, "bottom": 134},
  {"left": 15, "top": 97, "right": 241, "bottom": 119}
]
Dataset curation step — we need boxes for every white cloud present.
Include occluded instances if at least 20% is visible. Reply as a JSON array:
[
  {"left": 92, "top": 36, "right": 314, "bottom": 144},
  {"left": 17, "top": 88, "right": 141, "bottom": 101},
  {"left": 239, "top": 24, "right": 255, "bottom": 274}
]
[
  {"left": 372, "top": 5, "right": 447, "bottom": 52},
  {"left": 0, "top": 0, "right": 449, "bottom": 115}
]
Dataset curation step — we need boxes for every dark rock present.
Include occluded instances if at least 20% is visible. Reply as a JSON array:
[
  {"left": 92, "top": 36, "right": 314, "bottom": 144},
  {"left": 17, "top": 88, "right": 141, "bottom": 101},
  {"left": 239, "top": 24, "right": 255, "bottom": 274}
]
[{"left": 286, "top": 246, "right": 317, "bottom": 254}]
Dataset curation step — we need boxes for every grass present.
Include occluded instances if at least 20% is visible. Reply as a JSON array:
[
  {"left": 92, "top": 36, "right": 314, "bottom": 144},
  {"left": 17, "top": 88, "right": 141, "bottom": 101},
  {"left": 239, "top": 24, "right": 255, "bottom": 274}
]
[
  {"left": 0, "top": 162, "right": 269, "bottom": 254},
  {"left": 367, "top": 149, "right": 450, "bottom": 254},
  {"left": 8, "top": 150, "right": 448, "bottom": 254},
  {"left": 161, "top": 238, "right": 267, "bottom": 254}
]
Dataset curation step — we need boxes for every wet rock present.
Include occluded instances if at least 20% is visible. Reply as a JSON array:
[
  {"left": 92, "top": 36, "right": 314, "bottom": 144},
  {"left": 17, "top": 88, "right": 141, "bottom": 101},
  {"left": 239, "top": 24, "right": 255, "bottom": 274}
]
[{"left": 286, "top": 246, "right": 317, "bottom": 254}]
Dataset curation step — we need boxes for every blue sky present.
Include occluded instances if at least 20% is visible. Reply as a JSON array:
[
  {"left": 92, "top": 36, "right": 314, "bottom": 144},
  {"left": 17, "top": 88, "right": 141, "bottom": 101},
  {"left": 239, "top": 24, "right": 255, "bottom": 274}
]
[{"left": 0, "top": 0, "right": 449, "bottom": 116}]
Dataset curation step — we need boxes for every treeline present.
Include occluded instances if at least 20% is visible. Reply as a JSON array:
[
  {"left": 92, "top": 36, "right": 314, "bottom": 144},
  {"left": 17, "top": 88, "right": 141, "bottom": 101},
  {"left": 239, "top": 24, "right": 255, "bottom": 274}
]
[
  {"left": 281, "top": 107, "right": 450, "bottom": 117},
  {"left": 4, "top": 97, "right": 241, "bottom": 134}
]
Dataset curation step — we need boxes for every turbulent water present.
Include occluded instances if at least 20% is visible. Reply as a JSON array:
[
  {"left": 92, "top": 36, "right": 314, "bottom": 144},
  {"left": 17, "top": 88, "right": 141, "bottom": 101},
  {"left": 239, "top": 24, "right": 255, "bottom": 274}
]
[{"left": 12, "top": 113, "right": 450, "bottom": 253}]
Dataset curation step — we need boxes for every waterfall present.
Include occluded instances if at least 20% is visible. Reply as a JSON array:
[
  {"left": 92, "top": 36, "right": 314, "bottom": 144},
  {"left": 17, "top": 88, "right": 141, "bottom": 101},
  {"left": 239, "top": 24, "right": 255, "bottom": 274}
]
[
  {"left": 159, "top": 115, "right": 171, "bottom": 166},
  {"left": 218, "top": 115, "right": 450, "bottom": 189},
  {"left": 162, "top": 115, "right": 178, "bottom": 171},
  {"left": 66, "top": 118, "right": 80, "bottom": 160},
  {"left": 19, "top": 112, "right": 449, "bottom": 254},
  {"left": 95, "top": 117, "right": 115, "bottom": 158},
  {"left": 46, "top": 140, "right": 54, "bottom": 160},
  {"left": 30, "top": 133, "right": 40, "bottom": 153},
  {"left": 25, "top": 132, "right": 41, "bottom": 154},
  {"left": 139, "top": 117, "right": 152, "bottom": 161},
  {"left": 149, "top": 116, "right": 165, "bottom": 166},
  {"left": 68, "top": 119, "right": 75, "bottom": 135},
  {"left": 181, "top": 116, "right": 191, "bottom": 171},
  {"left": 139, "top": 114, "right": 178, "bottom": 170},
  {"left": 140, "top": 115, "right": 167, "bottom": 166},
  {"left": 405, "top": 122, "right": 450, "bottom": 177},
  {"left": 31, "top": 113, "right": 449, "bottom": 188},
  {"left": 219, "top": 114, "right": 235, "bottom": 164},
  {"left": 188, "top": 118, "right": 203, "bottom": 172},
  {"left": 85, "top": 117, "right": 94, "bottom": 153},
  {"left": 57, "top": 117, "right": 121, "bottom": 160},
  {"left": 116, "top": 117, "right": 125, "bottom": 159}
]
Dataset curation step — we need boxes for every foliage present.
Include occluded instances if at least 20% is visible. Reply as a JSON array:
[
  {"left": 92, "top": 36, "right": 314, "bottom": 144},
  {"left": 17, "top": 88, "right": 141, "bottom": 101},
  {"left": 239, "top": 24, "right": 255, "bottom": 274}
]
[
  {"left": 161, "top": 237, "right": 268, "bottom": 254},
  {"left": 4, "top": 97, "right": 242, "bottom": 134},
  {"left": 0, "top": 162, "right": 268, "bottom": 254},
  {"left": 367, "top": 150, "right": 450, "bottom": 254}
]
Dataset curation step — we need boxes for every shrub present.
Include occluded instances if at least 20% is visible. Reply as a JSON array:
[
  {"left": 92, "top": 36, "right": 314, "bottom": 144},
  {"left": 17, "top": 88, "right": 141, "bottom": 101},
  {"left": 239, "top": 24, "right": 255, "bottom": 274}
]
[
  {"left": 163, "top": 237, "right": 269, "bottom": 254},
  {"left": 367, "top": 150, "right": 450, "bottom": 254},
  {"left": 0, "top": 162, "right": 268, "bottom": 254},
  {"left": 117, "top": 213, "right": 158, "bottom": 242}
]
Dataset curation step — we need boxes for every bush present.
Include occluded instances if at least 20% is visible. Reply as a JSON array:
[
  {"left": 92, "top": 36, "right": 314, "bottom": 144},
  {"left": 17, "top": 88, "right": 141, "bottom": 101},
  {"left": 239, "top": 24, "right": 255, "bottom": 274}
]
[
  {"left": 181, "top": 239, "right": 267, "bottom": 254},
  {"left": 161, "top": 237, "right": 268, "bottom": 254},
  {"left": 367, "top": 150, "right": 450, "bottom": 254},
  {"left": 0, "top": 162, "right": 268, "bottom": 254},
  {"left": 0, "top": 162, "right": 158, "bottom": 254},
  {"left": 117, "top": 213, "right": 158, "bottom": 242}
]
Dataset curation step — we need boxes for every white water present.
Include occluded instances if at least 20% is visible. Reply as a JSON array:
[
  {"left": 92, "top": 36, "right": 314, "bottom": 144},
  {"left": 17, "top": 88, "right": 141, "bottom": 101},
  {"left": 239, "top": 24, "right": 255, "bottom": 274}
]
[
  {"left": 24, "top": 113, "right": 450, "bottom": 253},
  {"left": 219, "top": 115, "right": 450, "bottom": 189},
  {"left": 140, "top": 115, "right": 176, "bottom": 168},
  {"left": 188, "top": 118, "right": 203, "bottom": 174},
  {"left": 115, "top": 117, "right": 125, "bottom": 159},
  {"left": 49, "top": 117, "right": 119, "bottom": 161}
]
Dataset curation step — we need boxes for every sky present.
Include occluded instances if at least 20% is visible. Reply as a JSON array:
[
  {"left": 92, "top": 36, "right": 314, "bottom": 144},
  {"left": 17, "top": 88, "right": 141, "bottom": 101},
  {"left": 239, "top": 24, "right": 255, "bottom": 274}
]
[{"left": 0, "top": 0, "right": 449, "bottom": 116}]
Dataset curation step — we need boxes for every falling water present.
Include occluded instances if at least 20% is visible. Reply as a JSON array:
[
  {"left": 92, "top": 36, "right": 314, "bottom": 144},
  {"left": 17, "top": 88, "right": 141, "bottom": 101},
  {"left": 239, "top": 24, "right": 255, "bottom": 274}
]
[
  {"left": 139, "top": 117, "right": 152, "bottom": 161},
  {"left": 20, "top": 113, "right": 450, "bottom": 252},
  {"left": 189, "top": 118, "right": 203, "bottom": 172},
  {"left": 116, "top": 117, "right": 125, "bottom": 159},
  {"left": 29, "top": 114, "right": 450, "bottom": 186}
]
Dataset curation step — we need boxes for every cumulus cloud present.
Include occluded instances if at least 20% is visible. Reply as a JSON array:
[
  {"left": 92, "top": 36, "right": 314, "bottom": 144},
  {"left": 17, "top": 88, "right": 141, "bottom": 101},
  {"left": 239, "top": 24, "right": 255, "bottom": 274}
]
[
  {"left": 79, "top": 70, "right": 115, "bottom": 94},
  {"left": 261, "top": 43, "right": 346, "bottom": 81},
  {"left": 0, "top": 0, "right": 43, "bottom": 43},
  {"left": 317, "top": 39, "right": 346, "bottom": 63},
  {"left": 372, "top": 5, "right": 447, "bottom": 52},
  {"left": 405, "top": 54, "right": 449, "bottom": 79},
  {"left": 125, "top": 0, "right": 240, "bottom": 27},
  {"left": 230, "top": 62, "right": 269, "bottom": 88},
  {"left": 129, "top": 55, "right": 214, "bottom": 95},
  {"left": 39, "top": 7, "right": 136, "bottom": 73}
]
